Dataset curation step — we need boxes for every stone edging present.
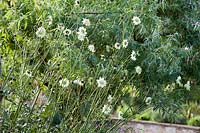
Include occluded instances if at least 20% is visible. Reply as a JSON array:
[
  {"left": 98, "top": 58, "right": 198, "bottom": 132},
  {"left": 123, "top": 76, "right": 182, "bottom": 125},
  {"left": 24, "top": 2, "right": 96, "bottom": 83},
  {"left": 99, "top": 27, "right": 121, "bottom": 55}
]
[
  {"left": 111, "top": 118, "right": 200, "bottom": 133},
  {"left": 125, "top": 119, "right": 200, "bottom": 130}
]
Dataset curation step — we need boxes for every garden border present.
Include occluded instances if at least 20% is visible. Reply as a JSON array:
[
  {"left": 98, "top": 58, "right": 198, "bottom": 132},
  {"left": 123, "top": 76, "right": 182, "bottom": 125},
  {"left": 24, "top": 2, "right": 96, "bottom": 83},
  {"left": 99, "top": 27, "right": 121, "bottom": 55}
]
[{"left": 112, "top": 118, "right": 200, "bottom": 133}]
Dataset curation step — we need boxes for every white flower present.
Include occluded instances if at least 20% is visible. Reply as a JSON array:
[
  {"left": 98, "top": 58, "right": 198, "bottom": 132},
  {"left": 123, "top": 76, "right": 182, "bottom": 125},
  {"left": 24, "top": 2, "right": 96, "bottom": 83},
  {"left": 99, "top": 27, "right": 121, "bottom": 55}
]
[
  {"left": 77, "top": 34, "right": 86, "bottom": 41},
  {"left": 114, "top": 42, "right": 120, "bottom": 49},
  {"left": 106, "top": 45, "right": 110, "bottom": 52},
  {"left": 131, "top": 56, "right": 136, "bottom": 61},
  {"left": 118, "top": 111, "right": 123, "bottom": 119},
  {"left": 82, "top": 18, "right": 91, "bottom": 26},
  {"left": 57, "top": 23, "right": 65, "bottom": 31},
  {"left": 135, "top": 66, "right": 142, "bottom": 75},
  {"left": 47, "top": 15, "right": 53, "bottom": 25},
  {"left": 176, "top": 76, "right": 181, "bottom": 82},
  {"left": 164, "top": 84, "right": 175, "bottom": 92},
  {"left": 131, "top": 50, "right": 137, "bottom": 61},
  {"left": 107, "top": 95, "right": 113, "bottom": 103},
  {"left": 122, "top": 39, "right": 128, "bottom": 48},
  {"left": 36, "top": 26, "right": 46, "bottom": 38},
  {"left": 78, "top": 27, "right": 87, "bottom": 34},
  {"left": 63, "top": 28, "right": 72, "bottom": 36},
  {"left": 176, "top": 76, "right": 183, "bottom": 87},
  {"left": 25, "top": 70, "right": 32, "bottom": 77},
  {"left": 97, "top": 77, "right": 107, "bottom": 88},
  {"left": 184, "top": 47, "right": 189, "bottom": 50},
  {"left": 77, "top": 27, "right": 87, "bottom": 41},
  {"left": 184, "top": 81, "right": 191, "bottom": 91},
  {"left": 73, "top": 78, "right": 83, "bottom": 86},
  {"left": 75, "top": 0, "right": 80, "bottom": 6},
  {"left": 59, "top": 78, "right": 69, "bottom": 88},
  {"left": 145, "top": 97, "right": 152, "bottom": 105},
  {"left": 102, "top": 104, "right": 112, "bottom": 115},
  {"left": 88, "top": 45, "right": 95, "bottom": 52},
  {"left": 184, "top": 46, "right": 192, "bottom": 51},
  {"left": 132, "top": 16, "right": 141, "bottom": 25},
  {"left": 100, "top": 55, "right": 105, "bottom": 60},
  {"left": 124, "top": 69, "right": 128, "bottom": 76}
]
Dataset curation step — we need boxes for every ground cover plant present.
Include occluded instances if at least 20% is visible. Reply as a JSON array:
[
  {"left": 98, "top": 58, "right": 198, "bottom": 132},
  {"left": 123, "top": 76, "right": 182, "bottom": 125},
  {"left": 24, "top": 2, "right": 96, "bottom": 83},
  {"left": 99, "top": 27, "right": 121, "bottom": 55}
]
[{"left": 0, "top": 0, "right": 200, "bottom": 132}]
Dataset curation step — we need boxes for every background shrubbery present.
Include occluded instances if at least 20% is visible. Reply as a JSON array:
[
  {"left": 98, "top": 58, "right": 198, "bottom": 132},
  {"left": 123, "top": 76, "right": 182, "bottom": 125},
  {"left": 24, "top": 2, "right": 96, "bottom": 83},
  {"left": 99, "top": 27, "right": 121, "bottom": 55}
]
[{"left": 0, "top": 0, "right": 200, "bottom": 132}]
